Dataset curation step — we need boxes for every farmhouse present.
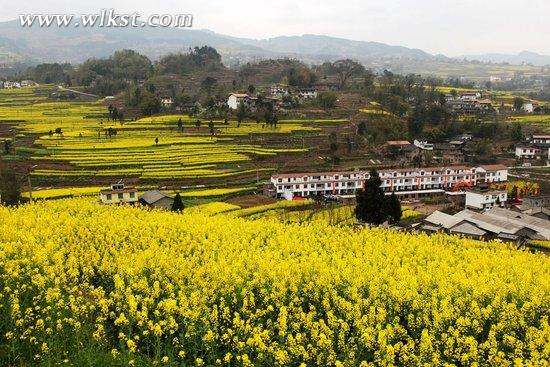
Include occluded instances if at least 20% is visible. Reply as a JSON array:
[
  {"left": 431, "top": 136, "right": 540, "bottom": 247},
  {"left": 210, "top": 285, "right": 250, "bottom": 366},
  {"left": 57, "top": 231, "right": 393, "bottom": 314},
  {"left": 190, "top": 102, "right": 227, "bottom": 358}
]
[
  {"left": 139, "top": 190, "right": 174, "bottom": 210},
  {"left": 227, "top": 93, "right": 252, "bottom": 110},
  {"left": 160, "top": 97, "right": 174, "bottom": 108},
  {"left": 271, "top": 164, "right": 508, "bottom": 200},
  {"left": 99, "top": 183, "right": 138, "bottom": 205},
  {"left": 465, "top": 190, "right": 507, "bottom": 210},
  {"left": 269, "top": 84, "right": 289, "bottom": 96},
  {"left": 298, "top": 88, "right": 318, "bottom": 99}
]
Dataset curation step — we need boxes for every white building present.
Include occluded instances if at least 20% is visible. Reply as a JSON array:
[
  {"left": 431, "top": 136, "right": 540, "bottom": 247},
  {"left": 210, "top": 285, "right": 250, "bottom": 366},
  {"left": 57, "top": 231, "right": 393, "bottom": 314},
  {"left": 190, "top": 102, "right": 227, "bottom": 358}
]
[
  {"left": 271, "top": 164, "right": 508, "bottom": 200},
  {"left": 522, "top": 102, "right": 534, "bottom": 114},
  {"left": 99, "top": 183, "right": 138, "bottom": 205},
  {"left": 414, "top": 139, "right": 434, "bottom": 151},
  {"left": 460, "top": 92, "right": 481, "bottom": 101},
  {"left": 515, "top": 145, "right": 547, "bottom": 160},
  {"left": 269, "top": 85, "right": 289, "bottom": 96},
  {"left": 3, "top": 81, "right": 21, "bottom": 89},
  {"left": 531, "top": 135, "right": 550, "bottom": 144},
  {"left": 227, "top": 93, "right": 251, "bottom": 110},
  {"left": 298, "top": 88, "right": 318, "bottom": 99},
  {"left": 465, "top": 190, "right": 507, "bottom": 210},
  {"left": 160, "top": 97, "right": 174, "bottom": 108}
]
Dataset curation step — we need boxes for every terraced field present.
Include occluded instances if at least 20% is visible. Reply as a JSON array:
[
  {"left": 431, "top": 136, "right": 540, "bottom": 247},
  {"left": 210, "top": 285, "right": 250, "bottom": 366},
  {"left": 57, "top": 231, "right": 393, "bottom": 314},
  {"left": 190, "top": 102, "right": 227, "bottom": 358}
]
[{"left": 0, "top": 86, "right": 349, "bottom": 192}]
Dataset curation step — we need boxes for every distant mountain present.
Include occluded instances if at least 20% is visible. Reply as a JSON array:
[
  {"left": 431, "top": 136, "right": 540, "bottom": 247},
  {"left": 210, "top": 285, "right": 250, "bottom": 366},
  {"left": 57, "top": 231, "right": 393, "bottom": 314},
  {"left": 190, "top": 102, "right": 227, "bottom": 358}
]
[
  {"left": 0, "top": 19, "right": 436, "bottom": 66},
  {"left": 458, "top": 51, "right": 550, "bottom": 67},
  {"left": 229, "top": 34, "right": 435, "bottom": 61}
]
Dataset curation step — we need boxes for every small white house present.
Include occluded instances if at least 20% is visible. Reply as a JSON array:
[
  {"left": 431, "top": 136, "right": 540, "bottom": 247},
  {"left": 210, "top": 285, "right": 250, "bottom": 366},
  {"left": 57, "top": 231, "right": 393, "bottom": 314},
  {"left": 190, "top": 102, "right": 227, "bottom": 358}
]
[
  {"left": 161, "top": 97, "right": 174, "bottom": 108},
  {"left": 466, "top": 190, "right": 507, "bottom": 210},
  {"left": 298, "top": 88, "right": 318, "bottom": 99},
  {"left": 515, "top": 145, "right": 544, "bottom": 160},
  {"left": 3, "top": 81, "right": 21, "bottom": 89},
  {"left": 100, "top": 183, "right": 138, "bottom": 205},
  {"left": 269, "top": 85, "right": 289, "bottom": 96},
  {"left": 413, "top": 139, "right": 434, "bottom": 151},
  {"left": 531, "top": 135, "right": 550, "bottom": 144},
  {"left": 460, "top": 92, "right": 481, "bottom": 101},
  {"left": 522, "top": 102, "right": 534, "bottom": 114},
  {"left": 227, "top": 93, "right": 250, "bottom": 110}
]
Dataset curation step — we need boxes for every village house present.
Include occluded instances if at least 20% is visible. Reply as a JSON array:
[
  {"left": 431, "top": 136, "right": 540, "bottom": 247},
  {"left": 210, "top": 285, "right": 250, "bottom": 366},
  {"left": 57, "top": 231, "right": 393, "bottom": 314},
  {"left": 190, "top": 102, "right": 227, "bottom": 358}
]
[
  {"left": 99, "top": 183, "right": 138, "bottom": 205},
  {"left": 269, "top": 84, "right": 290, "bottom": 96},
  {"left": 270, "top": 164, "right": 508, "bottom": 200},
  {"left": 422, "top": 207, "right": 550, "bottom": 242},
  {"left": 465, "top": 190, "right": 507, "bottom": 210},
  {"left": 139, "top": 190, "right": 175, "bottom": 210},
  {"left": 160, "top": 97, "right": 174, "bottom": 108},
  {"left": 515, "top": 134, "right": 550, "bottom": 161},
  {"left": 227, "top": 93, "right": 256, "bottom": 110},
  {"left": 413, "top": 139, "right": 434, "bottom": 151},
  {"left": 20, "top": 80, "right": 38, "bottom": 87},
  {"left": 3, "top": 81, "right": 21, "bottom": 89},
  {"left": 298, "top": 88, "right": 318, "bottom": 99}
]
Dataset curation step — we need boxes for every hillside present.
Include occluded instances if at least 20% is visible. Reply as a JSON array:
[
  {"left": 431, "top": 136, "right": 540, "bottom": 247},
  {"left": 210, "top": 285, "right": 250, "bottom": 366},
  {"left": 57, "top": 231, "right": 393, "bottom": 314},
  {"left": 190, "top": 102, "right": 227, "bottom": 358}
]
[{"left": 0, "top": 198, "right": 549, "bottom": 365}]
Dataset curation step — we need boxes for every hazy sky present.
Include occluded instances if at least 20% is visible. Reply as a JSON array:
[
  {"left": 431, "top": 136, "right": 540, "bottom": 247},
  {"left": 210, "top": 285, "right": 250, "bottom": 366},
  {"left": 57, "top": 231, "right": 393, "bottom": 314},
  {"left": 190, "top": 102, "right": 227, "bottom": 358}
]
[{"left": 1, "top": 0, "right": 548, "bottom": 56}]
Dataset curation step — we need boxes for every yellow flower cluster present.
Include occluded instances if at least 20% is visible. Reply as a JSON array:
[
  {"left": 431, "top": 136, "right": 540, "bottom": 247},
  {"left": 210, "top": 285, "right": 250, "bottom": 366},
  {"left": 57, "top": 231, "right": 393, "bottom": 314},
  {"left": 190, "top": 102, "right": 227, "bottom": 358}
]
[{"left": 0, "top": 199, "right": 548, "bottom": 366}]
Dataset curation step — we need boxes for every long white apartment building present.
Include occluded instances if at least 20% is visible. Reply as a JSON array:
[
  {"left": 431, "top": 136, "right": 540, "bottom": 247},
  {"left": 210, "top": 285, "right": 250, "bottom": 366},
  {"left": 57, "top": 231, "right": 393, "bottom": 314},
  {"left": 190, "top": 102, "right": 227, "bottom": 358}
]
[{"left": 271, "top": 165, "right": 508, "bottom": 200}]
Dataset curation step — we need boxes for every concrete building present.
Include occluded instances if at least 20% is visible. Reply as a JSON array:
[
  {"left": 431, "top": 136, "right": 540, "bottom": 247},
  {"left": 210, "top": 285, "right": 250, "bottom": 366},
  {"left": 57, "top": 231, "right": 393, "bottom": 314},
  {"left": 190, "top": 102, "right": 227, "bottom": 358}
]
[
  {"left": 271, "top": 164, "right": 508, "bottom": 200},
  {"left": 298, "top": 88, "right": 318, "bottom": 99},
  {"left": 227, "top": 93, "right": 252, "bottom": 110},
  {"left": 99, "top": 183, "right": 138, "bottom": 205},
  {"left": 465, "top": 190, "right": 507, "bottom": 210}
]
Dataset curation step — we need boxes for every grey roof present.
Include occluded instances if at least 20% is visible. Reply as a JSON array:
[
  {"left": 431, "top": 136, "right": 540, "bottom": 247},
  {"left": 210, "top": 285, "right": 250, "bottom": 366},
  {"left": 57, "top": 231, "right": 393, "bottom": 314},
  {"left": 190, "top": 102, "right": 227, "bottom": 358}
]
[
  {"left": 484, "top": 207, "right": 550, "bottom": 240},
  {"left": 454, "top": 210, "right": 525, "bottom": 235},
  {"left": 140, "top": 190, "right": 174, "bottom": 205},
  {"left": 450, "top": 222, "right": 487, "bottom": 237},
  {"left": 424, "top": 211, "right": 463, "bottom": 229}
]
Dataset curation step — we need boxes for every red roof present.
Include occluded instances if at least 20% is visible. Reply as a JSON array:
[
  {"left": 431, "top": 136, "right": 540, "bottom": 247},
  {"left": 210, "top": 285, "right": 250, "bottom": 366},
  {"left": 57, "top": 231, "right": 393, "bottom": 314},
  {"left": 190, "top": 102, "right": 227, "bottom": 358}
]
[
  {"left": 478, "top": 164, "right": 507, "bottom": 171},
  {"left": 386, "top": 140, "right": 411, "bottom": 146}
]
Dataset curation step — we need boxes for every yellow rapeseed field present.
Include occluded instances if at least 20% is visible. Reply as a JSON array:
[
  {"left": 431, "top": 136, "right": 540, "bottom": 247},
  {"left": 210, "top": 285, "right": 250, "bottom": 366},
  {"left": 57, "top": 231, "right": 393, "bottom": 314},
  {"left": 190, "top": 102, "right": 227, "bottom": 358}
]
[{"left": 0, "top": 199, "right": 549, "bottom": 366}]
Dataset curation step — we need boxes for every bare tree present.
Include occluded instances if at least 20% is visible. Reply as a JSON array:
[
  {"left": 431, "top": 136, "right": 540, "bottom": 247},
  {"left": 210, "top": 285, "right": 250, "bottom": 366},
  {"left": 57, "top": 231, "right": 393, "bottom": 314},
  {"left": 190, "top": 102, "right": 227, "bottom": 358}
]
[{"left": 333, "top": 59, "right": 365, "bottom": 89}]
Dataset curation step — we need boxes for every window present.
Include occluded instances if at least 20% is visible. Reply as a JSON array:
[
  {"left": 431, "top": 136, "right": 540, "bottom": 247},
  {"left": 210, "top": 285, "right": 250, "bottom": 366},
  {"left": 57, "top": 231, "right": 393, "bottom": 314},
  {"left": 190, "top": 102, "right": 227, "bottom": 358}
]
[
  {"left": 107, "top": 194, "right": 112, "bottom": 201},
  {"left": 118, "top": 193, "right": 123, "bottom": 200},
  {"left": 130, "top": 192, "right": 135, "bottom": 198}
]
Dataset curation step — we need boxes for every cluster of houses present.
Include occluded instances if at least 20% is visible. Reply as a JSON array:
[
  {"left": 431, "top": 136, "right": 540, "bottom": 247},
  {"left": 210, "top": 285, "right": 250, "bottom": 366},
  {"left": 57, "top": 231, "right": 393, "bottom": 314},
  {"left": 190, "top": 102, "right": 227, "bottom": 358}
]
[
  {"left": 422, "top": 205, "right": 550, "bottom": 242},
  {"left": 445, "top": 92, "right": 495, "bottom": 114},
  {"left": 444, "top": 91, "right": 542, "bottom": 115},
  {"left": 227, "top": 85, "right": 318, "bottom": 110},
  {"left": 269, "top": 164, "right": 508, "bottom": 201},
  {"left": 515, "top": 134, "right": 550, "bottom": 162},
  {"left": 385, "top": 134, "right": 474, "bottom": 165},
  {"left": 0, "top": 80, "right": 38, "bottom": 89}
]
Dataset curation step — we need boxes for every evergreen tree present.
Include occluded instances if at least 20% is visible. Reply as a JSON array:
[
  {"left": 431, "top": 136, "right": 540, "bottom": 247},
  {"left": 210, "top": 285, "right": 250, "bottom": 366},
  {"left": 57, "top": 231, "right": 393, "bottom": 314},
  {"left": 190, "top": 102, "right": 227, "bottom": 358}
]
[
  {"left": 355, "top": 169, "right": 386, "bottom": 225},
  {"left": 171, "top": 193, "right": 185, "bottom": 212},
  {"left": 0, "top": 167, "right": 21, "bottom": 206},
  {"left": 386, "top": 193, "right": 402, "bottom": 224}
]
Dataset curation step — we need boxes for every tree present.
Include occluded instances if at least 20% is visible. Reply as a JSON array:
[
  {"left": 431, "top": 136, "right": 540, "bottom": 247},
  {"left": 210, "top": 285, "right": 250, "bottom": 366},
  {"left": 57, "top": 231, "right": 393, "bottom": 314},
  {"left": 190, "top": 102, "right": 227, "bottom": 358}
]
[
  {"left": 155, "top": 137, "right": 159, "bottom": 145},
  {"left": 317, "top": 92, "right": 338, "bottom": 109},
  {"left": 236, "top": 101, "right": 247, "bottom": 127},
  {"left": 195, "top": 119, "right": 201, "bottom": 130},
  {"left": 513, "top": 97, "right": 524, "bottom": 111},
  {"left": 4, "top": 140, "right": 12, "bottom": 155},
  {"left": 177, "top": 118, "right": 183, "bottom": 132},
  {"left": 355, "top": 170, "right": 387, "bottom": 225},
  {"left": 511, "top": 122, "right": 523, "bottom": 142},
  {"left": 385, "top": 193, "right": 402, "bottom": 224},
  {"left": 332, "top": 59, "right": 365, "bottom": 89},
  {"left": 0, "top": 167, "right": 21, "bottom": 205},
  {"left": 171, "top": 193, "right": 185, "bottom": 212}
]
